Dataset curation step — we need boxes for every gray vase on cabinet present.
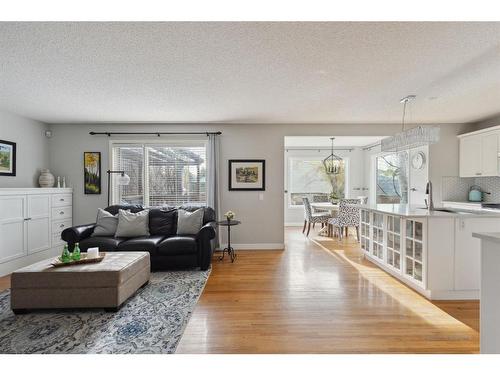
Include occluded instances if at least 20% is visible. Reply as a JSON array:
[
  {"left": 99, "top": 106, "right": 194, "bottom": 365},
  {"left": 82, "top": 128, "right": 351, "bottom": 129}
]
[{"left": 38, "top": 169, "right": 55, "bottom": 188}]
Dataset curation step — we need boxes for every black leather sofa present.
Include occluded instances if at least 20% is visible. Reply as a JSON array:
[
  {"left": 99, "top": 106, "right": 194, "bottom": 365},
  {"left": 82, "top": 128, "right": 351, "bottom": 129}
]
[{"left": 61, "top": 204, "right": 216, "bottom": 271}]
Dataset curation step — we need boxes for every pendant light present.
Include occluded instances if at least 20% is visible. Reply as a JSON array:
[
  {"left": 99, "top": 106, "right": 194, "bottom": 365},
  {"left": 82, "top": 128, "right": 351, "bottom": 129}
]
[
  {"left": 322, "top": 137, "right": 342, "bottom": 174},
  {"left": 380, "top": 95, "right": 440, "bottom": 152}
]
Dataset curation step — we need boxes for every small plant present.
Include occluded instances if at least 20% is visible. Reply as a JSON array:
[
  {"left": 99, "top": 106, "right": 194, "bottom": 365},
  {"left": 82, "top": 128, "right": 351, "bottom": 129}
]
[
  {"left": 224, "top": 211, "right": 235, "bottom": 221},
  {"left": 329, "top": 191, "right": 339, "bottom": 201}
]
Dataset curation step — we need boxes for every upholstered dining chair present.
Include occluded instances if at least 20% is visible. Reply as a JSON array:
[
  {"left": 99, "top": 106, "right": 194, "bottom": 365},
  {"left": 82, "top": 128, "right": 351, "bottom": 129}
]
[
  {"left": 328, "top": 199, "right": 361, "bottom": 241},
  {"left": 302, "top": 197, "right": 331, "bottom": 236}
]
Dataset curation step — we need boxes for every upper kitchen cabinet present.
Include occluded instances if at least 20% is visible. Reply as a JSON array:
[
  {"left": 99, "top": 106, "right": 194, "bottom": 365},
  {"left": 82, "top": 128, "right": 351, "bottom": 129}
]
[{"left": 459, "top": 127, "right": 500, "bottom": 177}]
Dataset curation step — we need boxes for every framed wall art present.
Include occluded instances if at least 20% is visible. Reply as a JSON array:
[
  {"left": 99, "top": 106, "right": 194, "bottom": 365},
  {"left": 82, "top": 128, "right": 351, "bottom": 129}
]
[
  {"left": 0, "top": 140, "right": 16, "bottom": 177},
  {"left": 84, "top": 151, "right": 101, "bottom": 194},
  {"left": 228, "top": 159, "right": 265, "bottom": 191}
]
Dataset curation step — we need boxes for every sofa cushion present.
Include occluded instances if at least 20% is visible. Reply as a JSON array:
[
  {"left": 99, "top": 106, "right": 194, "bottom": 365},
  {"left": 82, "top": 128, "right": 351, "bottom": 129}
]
[
  {"left": 91, "top": 208, "right": 119, "bottom": 237},
  {"left": 179, "top": 205, "right": 215, "bottom": 224},
  {"left": 79, "top": 236, "right": 127, "bottom": 252},
  {"left": 177, "top": 208, "right": 204, "bottom": 235},
  {"left": 149, "top": 208, "right": 177, "bottom": 235},
  {"left": 117, "top": 235, "right": 166, "bottom": 255},
  {"left": 115, "top": 209, "right": 150, "bottom": 237},
  {"left": 158, "top": 236, "right": 197, "bottom": 256}
]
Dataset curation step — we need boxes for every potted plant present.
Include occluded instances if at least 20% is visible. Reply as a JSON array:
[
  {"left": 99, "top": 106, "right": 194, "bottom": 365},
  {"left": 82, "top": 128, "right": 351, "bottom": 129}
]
[
  {"left": 224, "top": 210, "right": 235, "bottom": 222},
  {"left": 329, "top": 191, "right": 339, "bottom": 204}
]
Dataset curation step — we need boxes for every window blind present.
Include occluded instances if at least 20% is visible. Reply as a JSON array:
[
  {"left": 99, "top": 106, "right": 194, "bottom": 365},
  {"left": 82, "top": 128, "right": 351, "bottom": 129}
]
[
  {"left": 112, "top": 142, "right": 207, "bottom": 207},
  {"left": 288, "top": 157, "right": 346, "bottom": 205}
]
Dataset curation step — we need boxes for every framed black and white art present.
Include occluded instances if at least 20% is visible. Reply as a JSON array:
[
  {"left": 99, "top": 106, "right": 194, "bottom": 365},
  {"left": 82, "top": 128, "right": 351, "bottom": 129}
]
[
  {"left": 0, "top": 140, "right": 16, "bottom": 177},
  {"left": 228, "top": 159, "right": 265, "bottom": 191}
]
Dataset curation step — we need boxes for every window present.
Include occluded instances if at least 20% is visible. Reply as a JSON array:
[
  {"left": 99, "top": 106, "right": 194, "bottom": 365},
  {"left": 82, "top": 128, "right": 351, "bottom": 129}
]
[
  {"left": 288, "top": 157, "right": 346, "bottom": 206},
  {"left": 376, "top": 151, "right": 408, "bottom": 204},
  {"left": 111, "top": 141, "right": 207, "bottom": 206}
]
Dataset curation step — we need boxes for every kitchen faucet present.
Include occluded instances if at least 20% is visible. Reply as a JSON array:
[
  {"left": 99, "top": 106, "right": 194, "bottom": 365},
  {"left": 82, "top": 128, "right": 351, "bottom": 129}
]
[{"left": 425, "top": 181, "right": 434, "bottom": 210}]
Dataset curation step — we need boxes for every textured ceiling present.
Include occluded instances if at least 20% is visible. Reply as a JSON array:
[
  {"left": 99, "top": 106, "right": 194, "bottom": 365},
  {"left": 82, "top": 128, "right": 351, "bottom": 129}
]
[
  {"left": 0, "top": 22, "right": 499, "bottom": 124},
  {"left": 285, "top": 136, "right": 385, "bottom": 147}
]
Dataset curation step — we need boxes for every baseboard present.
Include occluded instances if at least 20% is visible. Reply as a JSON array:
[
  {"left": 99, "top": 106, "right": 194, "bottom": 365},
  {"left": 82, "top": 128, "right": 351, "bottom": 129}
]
[
  {"left": 429, "top": 289, "right": 480, "bottom": 300},
  {"left": 217, "top": 243, "right": 285, "bottom": 250},
  {"left": 285, "top": 222, "right": 304, "bottom": 227}
]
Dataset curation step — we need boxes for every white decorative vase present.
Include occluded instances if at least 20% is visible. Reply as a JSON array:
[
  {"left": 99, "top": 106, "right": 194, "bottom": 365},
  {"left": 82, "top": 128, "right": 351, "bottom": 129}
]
[{"left": 39, "top": 169, "right": 55, "bottom": 188}]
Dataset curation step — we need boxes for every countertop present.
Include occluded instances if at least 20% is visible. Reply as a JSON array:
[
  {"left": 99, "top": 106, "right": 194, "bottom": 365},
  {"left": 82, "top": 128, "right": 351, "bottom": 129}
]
[
  {"left": 358, "top": 204, "right": 500, "bottom": 218},
  {"left": 472, "top": 232, "right": 500, "bottom": 243}
]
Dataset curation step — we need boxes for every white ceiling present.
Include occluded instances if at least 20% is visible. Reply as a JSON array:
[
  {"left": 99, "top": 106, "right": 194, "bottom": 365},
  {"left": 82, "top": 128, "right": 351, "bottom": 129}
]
[
  {"left": 0, "top": 22, "right": 499, "bottom": 124},
  {"left": 285, "top": 136, "right": 385, "bottom": 148}
]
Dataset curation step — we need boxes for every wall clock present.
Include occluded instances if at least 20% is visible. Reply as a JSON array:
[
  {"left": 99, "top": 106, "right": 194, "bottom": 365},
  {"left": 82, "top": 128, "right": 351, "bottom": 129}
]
[{"left": 411, "top": 151, "right": 426, "bottom": 170}]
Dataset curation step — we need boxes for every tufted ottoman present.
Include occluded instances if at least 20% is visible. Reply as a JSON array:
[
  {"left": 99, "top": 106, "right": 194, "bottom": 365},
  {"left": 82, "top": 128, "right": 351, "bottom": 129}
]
[{"left": 10, "top": 252, "right": 150, "bottom": 313}]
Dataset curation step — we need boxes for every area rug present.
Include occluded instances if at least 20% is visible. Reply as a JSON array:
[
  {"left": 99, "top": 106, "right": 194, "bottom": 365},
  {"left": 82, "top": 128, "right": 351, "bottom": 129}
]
[{"left": 0, "top": 268, "right": 210, "bottom": 354}]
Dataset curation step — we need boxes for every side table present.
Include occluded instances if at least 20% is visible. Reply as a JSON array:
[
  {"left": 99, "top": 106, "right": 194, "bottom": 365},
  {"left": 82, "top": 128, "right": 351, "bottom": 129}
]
[{"left": 216, "top": 220, "right": 241, "bottom": 262}]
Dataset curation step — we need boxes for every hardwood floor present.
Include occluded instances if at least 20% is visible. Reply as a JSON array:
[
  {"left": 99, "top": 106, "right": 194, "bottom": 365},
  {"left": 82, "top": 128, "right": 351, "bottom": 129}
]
[
  {"left": 0, "top": 274, "right": 9, "bottom": 292},
  {"left": 0, "top": 227, "right": 479, "bottom": 353},
  {"left": 176, "top": 227, "right": 479, "bottom": 353}
]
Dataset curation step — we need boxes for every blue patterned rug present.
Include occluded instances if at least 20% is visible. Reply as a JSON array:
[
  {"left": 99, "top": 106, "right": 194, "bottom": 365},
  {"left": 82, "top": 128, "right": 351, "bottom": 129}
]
[{"left": 0, "top": 269, "right": 210, "bottom": 354}]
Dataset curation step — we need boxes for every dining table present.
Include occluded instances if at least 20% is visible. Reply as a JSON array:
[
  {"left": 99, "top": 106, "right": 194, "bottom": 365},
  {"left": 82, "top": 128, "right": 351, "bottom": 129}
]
[
  {"left": 310, "top": 202, "right": 339, "bottom": 214},
  {"left": 310, "top": 202, "right": 339, "bottom": 236}
]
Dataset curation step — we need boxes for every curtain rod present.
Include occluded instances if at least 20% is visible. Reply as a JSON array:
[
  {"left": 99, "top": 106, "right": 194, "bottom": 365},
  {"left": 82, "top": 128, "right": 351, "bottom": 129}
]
[
  {"left": 286, "top": 147, "right": 354, "bottom": 152},
  {"left": 362, "top": 142, "right": 381, "bottom": 151},
  {"left": 89, "top": 131, "right": 222, "bottom": 137}
]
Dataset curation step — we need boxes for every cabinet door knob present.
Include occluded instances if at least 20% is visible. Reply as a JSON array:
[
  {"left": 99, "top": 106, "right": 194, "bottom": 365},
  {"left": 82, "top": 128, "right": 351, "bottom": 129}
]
[
  {"left": 60, "top": 211, "right": 64, "bottom": 215},
  {"left": 60, "top": 224, "right": 65, "bottom": 228},
  {"left": 59, "top": 198, "right": 65, "bottom": 201}
]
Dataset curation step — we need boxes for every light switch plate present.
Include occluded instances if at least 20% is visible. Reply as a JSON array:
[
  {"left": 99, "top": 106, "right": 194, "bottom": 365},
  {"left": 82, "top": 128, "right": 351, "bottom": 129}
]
[{"left": 259, "top": 193, "right": 264, "bottom": 201}]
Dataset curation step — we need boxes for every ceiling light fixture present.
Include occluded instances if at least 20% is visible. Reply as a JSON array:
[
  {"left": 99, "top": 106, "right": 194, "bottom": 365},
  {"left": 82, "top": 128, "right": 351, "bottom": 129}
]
[
  {"left": 380, "top": 95, "right": 440, "bottom": 152},
  {"left": 322, "top": 137, "right": 342, "bottom": 174}
]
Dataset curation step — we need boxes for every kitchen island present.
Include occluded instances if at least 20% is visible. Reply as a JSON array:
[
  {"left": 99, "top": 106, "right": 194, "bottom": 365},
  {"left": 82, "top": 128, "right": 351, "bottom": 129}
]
[
  {"left": 359, "top": 204, "right": 500, "bottom": 300},
  {"left": 471, "top": 232, "right": 500, "bottom": 353}
]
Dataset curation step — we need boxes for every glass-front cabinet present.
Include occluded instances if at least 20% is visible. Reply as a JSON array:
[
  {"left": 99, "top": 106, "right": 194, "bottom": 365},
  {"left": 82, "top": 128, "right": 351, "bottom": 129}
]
[
  {"left": 372, "top": 213, "right": 384, "bottom": 261},
  {"left": 360, "top": 211, "right": 426, "bottom": 289},
  {"left": 386, "top": 215, "right": 402, "bottom": 271},
  {"left": 360, "top": 209, "right": 371, "bottom": 255},
  {"left": 404, "top": 219, "right": 425, "bottom": 284}
]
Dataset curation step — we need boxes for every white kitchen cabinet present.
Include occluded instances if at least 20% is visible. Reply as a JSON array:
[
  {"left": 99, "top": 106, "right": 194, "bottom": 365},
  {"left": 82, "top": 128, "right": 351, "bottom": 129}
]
[
  {"left": 403, "top": 218, "right": 426, "bottom": 287},
  {"left": 481, "top": 133, "right": 499, "bottom": 176},
  {"left": 0, "top": 195, "right": 27, "bottom": 264},
  {"left": 360, "top": 209, "right": 371, "bottom": 256},
  {"left": 454, "top": 218, "right": 500, "bottom": 291},
  {"left": 26, "top": 195, "right": 51, "bottom": 254},
  {"left": 0, "top": 188, "right": 73, "bottom": 277},
  {"left": 385, "top": 215, "right": 402, "bottom": 271},
  {"left": 459, "top": 129, "right": 500, "bottom": 177},
  {"left": 359, "top": 205, "right": 497, "bottom": 300}
]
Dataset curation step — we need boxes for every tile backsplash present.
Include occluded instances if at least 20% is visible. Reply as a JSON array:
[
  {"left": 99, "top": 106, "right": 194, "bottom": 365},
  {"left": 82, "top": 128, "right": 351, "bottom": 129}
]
[{"left": 442, "top": 176, "right": 500, "bottom": 202}]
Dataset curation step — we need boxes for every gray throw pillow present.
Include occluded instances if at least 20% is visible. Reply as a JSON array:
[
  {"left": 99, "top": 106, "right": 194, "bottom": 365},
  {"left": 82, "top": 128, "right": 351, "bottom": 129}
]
[
  {"left": 115, "top": 209, "right": 150, "bottom": 238},
  {"left": 91, "top": 208, "right": 119, "bottom": 237},
  {"left": 177, "top": 208, "right": 204, "bottom": 235}
]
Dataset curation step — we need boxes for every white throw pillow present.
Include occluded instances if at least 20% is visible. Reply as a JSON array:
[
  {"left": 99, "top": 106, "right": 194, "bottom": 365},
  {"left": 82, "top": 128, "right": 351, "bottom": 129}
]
[
  {"left": 92, "top": 208, "right": 119, "bottom": 237},
  {"left": 177, "top": 208, "right": 204, "bottom": 235},
  {"left": 115, "top": 209, "right": 150, "bottom": 238}
]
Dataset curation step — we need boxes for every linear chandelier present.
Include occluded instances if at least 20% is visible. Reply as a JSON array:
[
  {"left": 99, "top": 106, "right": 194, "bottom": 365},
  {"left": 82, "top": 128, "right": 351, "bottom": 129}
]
[{"left": 380, "top": 95, "right": 440, "bottom": 152}]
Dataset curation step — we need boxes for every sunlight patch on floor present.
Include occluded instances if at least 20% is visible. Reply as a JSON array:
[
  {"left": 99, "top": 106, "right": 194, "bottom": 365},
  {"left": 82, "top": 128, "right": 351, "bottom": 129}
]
[{"left": 310, "top": 236, "right": 478, "bottom": 336}]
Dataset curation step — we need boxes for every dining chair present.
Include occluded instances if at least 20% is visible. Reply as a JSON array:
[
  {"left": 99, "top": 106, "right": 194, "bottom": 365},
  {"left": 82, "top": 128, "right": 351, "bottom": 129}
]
[
  {"left": 328, "top": 199, "right": 361, "bottom": 241},
  {"left": 302, "top": 197, "right": 331, "bottom": 236}
]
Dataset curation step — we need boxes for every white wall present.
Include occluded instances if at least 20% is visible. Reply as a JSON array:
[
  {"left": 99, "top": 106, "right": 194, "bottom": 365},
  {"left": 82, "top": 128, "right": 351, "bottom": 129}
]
[
  {"left": 0, "top": 111, "right": 49, "bottom": 188},
  {"left": 47, "top": 122, "right": 472, "bottom": 248}
]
